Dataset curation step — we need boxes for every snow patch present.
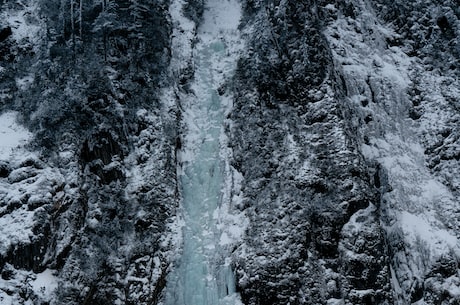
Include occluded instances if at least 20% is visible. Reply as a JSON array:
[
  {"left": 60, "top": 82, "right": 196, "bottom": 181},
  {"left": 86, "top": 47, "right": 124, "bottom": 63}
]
[
  {"left": 399, "top": 212, "right": 459, "bottom": 258},
  {"left": 15, "top": 75, "right": 34, "bottom": 91},
  {"left": 201, "top": 0, "right": 241, "bottom": 34},
  {"left": 30, "top": 269, "right": 59, "bottom": 300},
  {"left": 0, "top": 210, "right": 34, "bottom": 255},
  {"left": 2, "top": 1, "right": 41, "bottom": 46},
  {"left": 0, "top": 112, "right": 32, "bottom": 160},
  {"left": 168, "top": 0, "right": 196, "bottom": 72},
  {"left": 327, "top": 299, "right": 344, "bottom": 305},
  {"left": 325, "top": 3, "right": 460, "bottom": 303}
]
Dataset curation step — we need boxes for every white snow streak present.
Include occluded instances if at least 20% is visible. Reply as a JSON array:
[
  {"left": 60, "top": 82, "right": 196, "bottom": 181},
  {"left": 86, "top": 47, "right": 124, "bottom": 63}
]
[
  {"left": 30, "top": 269, "right": 59, "bottom": 300},
  {"left": 0, "top": 112, "right": 32, "bottom": 160},
  {"left": 325, "top": 1, "right": 460, "bottom": 303}
]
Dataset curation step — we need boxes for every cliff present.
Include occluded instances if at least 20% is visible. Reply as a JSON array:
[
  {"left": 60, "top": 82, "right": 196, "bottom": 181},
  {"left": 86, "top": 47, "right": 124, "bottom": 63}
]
[{"left": 0, "top": 0, "right": 458, "bottom": 304}]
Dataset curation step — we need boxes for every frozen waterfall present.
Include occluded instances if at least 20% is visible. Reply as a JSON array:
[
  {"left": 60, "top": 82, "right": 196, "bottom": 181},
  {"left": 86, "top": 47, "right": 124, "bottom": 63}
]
[{"left": 163, "top": 1, "right": 243, "bottom": 304}]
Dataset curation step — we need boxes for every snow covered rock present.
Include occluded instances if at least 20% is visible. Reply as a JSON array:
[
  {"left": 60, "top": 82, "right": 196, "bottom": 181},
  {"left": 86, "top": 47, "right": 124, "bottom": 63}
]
[{"left": 0, "top": 0, "right": 459, "bottom": 304}]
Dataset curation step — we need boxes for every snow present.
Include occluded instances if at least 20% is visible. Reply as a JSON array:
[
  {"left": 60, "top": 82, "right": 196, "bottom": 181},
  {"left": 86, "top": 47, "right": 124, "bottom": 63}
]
[
  {"left": 361, "top": 123, "right": 460, "bottom": 282},
  {"left": 0, "top": 209, "right": 34, "bottom": 255},
  {"left": 168, "top": 0, "right": 195, "bottom": 73},
  {"left": 362, "top": 133, "right": 459, "bottom": 230},
  {"left": 2, "top": 1, "right": 42, "bottom": 46},
  {"left": 324, "top": 4, "right": 337, "bottom": 12},
  {"left": 399, "top": 212, "right": 458, "bottom": 257},
  {"left": 15, "top": 75, "right": 34, "bottom": 91},
  {"left": 0, "top": 109, "right": 66, "bottom": 303},
  {"left": 0, "top": 111, "right": 32, "bottom": 160},
  {"left": 0, "top": 266, "right": 58, "bottom": 304},
  {"left": 201, "top": 0, "right": 241, "bottom": 33},
  {"left": 0, "top": 164, "right": 64, "bottom": 255},
  {"left": 327, "top": 299, "right": 344, "bottom": 305},
  {"left": 325, "top": 2, "right": 460, "bottom": 303},
  {"left": 30, "top": 269, "right": 59, "bottom": 300},
  {"left": 377, "top": 53, "right": 411, "bottom": 88}
]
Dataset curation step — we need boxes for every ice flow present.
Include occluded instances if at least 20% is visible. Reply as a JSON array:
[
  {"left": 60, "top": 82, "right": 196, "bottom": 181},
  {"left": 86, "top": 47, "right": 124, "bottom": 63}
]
[{"left": 164, "top": 1, "right": 243, "bottom": 304}]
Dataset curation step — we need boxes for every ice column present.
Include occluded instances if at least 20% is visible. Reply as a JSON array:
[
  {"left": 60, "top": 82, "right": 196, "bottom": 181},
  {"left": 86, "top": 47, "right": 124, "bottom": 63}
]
[{"left": 164, "top": 0, "right": 243, "bottom": 305}]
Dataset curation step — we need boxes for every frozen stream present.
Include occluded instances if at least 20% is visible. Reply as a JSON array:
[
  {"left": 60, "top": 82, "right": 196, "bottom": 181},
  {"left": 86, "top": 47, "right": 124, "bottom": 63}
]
[{"left": 164, "top": 1, "right": 243, "bottom": 305}]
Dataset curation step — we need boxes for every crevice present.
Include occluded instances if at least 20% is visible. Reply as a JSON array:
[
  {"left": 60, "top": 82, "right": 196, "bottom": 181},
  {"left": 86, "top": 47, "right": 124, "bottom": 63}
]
[{"left": 366, "top": 76, "right": 376, "bottom": 104}]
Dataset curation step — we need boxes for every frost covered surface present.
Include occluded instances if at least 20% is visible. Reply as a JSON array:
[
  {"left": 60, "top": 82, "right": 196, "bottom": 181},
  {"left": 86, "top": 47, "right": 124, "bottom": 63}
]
[
  {"left": 0, "top": 111, "right": 31, "bottom": 159},
  {"left": 0, "top": 0, "right": 43, "bottom": 81},
  {"left": 228, "top": 0, "right": 459, "bottom": 304},
  {"left": 0, "top": 112, "right": 64, "bottom": 303},
  {"left": 2, "top": 1, "right": 41, "bottom": 46},
  {"left": 324, "top": 0, "right": 460, "bottom": 303},
  {"left": 229, "top": 1, "right": 391, "bottom": 304},
  {"left": 0, "top": 0, "right": 459, "bottom": 304},
  {"left": 1, "top": 0, "right": 177, "bottom": 304},
  {"left": 30, "top": 269, "right": 59, "bottom": 301},
  {"left": 163, "top": 0, "right": 245, "bottom": 304}
]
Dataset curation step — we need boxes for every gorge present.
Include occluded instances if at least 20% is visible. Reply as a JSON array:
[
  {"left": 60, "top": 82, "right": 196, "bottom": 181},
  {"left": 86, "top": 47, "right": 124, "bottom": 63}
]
[{"left": 0, "top": 0, "right": 459, "bottom": 304}]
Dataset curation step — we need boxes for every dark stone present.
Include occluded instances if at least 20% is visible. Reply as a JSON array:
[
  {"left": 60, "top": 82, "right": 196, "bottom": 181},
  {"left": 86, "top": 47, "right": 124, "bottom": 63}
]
[
  {"left": 19, "top": 158, "right": 44, "bottom": 169},
  {"left": 308, "top": 112, "right": 328, "bottom": 124},
  {"left": 175, "top": 137, "right": 182, "bottom": 150},
  {"left": 436, "top": 16, "right": 449, "bottom": 32},
  {"left": 374, "top": 171, "right": 381, "bottom": 188},
  {"left": 7, "top": 239, "right": 47, "bottom": 272},
  {"left": 410, "top": 280, "right": 424, "bottom": 303},
  {"left": 135, "top": 218, "right": 151, "bottom": 232},
  {"left": 440, "top": 129, "right": 451, "bottom": 138},
  {"left": 217, "top": 84, "right": 226, "bottom": 96},
  {"left": 311, "top": 212, "right": 343, "bottom": 258},
  {"left": 0, "top": 161, "right": 11, "bottom": 178},
  {"left": 49, "top": 44, "right": 67, "bottom": 59},
  {"left": 27, "top": 197, "right": 50, "bottom": 211},
  {"left": 386, "top": 36, "right": 403, "bottom": 47},
  {"left": 81, "top": 131, "right": 123, "bottom": 165},
  {"left": 409, "top": 108, "right": 422, "bottom": 120},
  {"left": 346, "top": 199, "right": 370, "bottom": 217},
  {"left": 55, "top": 244, "right": 72, "bottom": 269},
  {"left": 0, "top": 27, "right": 12, "bottom": 42},
  {"left": 88, "top": 162, "right": 124, "bottom": 185},
  {"left": 310, "top": 180, "right": 328, "bottom": 194},
  {"left": 148, "top": 264, "right": 168, "bottom": 305},
  {"left": 340, "top": 2, "right": 356, "bottom": 19},
  {"left": 428, "top": 254, "right": 458, "bottom": 277},
  {"left": 1, "top": 268, "right": 14, "bottom": 280}
]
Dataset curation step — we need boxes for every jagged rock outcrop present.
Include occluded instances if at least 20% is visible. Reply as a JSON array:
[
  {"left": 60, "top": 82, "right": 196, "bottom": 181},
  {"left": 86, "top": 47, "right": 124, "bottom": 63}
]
[
  {"left": 0, "top": 0, "right": 178, "bottom": 304},
  {"left": 228, "top": 0, "right": 459, "bottom": 304},
  {"left": 229, "top": 1, "right": 391, "bottom": 304}
]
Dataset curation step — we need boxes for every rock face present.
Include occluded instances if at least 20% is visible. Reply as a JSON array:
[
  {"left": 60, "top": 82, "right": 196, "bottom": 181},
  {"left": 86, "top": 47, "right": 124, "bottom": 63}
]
[
  {"left": 0, "top": 0, "right": 178, "bottom": 304},
  {"left": 229, "top": 1, "right": 391, "bottom": 304},
  {"left": 0, "top": 0, "right": 459, "bottom": 304},
  {"left": 227, "top": 1, "right": 460, "bottom": 304}
]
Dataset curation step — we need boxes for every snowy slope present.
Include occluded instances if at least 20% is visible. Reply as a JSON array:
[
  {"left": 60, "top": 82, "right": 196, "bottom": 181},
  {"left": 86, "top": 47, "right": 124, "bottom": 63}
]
[
  {"left": 0, "top": 111, "right": 65, "bottom": 304},
  {"left": 325, "top": 0, "right": 460, "bottom": 303}
]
